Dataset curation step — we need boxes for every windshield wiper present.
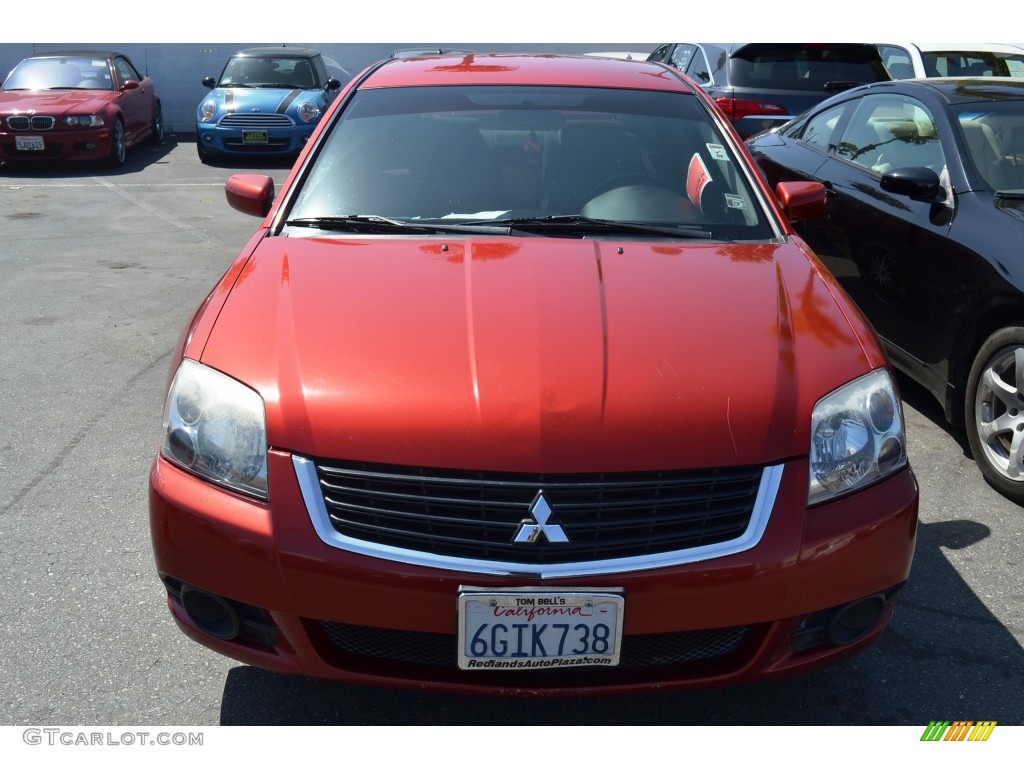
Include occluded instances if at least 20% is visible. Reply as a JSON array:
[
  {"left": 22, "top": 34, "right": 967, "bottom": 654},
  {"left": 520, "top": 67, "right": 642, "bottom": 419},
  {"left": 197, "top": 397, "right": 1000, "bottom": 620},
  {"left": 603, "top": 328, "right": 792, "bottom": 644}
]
[
  {"left": 489, "top": 215, "right": 712, "bottom": 239},
  {"left": 284, "top": 215, "right": 510, "bottom": 235},
  {"left": 994, "top": 190, "right": 1024, "bottom": 199},
  {"left": 286, "top": 214, "right": 715, "bottom": 239}
]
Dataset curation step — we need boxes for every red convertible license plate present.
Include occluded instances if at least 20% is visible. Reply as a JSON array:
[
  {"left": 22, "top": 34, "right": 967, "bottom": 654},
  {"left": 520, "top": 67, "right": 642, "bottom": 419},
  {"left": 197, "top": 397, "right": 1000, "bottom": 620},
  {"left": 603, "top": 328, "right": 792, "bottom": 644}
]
[
  {"left": 15, "top": 135, "right": 45, "bottom": 151},
  {"left": 457, "top": 588, "right": 624, "bottom": 670},
  {"left": 242, "top": 130, "right": 268, "bottom": 145}
]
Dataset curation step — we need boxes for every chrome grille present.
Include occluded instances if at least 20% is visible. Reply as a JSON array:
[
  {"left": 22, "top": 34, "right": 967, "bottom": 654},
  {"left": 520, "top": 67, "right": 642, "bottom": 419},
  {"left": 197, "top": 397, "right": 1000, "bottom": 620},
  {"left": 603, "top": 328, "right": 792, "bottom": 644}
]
[
  {"left": 300, "top": 458, "right": 770, "bottom": 568},
  {"left": 218, "top": 113, "right": 293, "bottom": 128},
  {"left": 7, "top": 115, "right": 55, "bottom": 130}
]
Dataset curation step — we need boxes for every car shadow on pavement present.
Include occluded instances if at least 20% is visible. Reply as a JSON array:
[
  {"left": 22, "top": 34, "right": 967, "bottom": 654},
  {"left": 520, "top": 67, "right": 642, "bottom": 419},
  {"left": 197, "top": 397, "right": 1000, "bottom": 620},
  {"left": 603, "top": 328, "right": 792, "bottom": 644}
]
[
  {"left": 0, "top": 133, "right": 180, "bottom": 177},
  {"left": 894, "top": 370, "right": 978, "bottom": 467},
  {"left": 187, "top": 137, "right": 298, "bottom": 172},
  {"left": 218, "top": 516, "right": 1024, "bottom": 725}
]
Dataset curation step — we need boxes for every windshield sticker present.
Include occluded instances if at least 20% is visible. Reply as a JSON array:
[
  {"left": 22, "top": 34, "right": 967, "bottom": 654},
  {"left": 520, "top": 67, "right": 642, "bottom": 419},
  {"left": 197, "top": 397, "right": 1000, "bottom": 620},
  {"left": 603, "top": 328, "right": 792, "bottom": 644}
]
[
  {"left": 706, "top": 143, "right": 729, "bottom": 161},
  {"left": 687, "top": 153, "right": 712, "bottom": 212},
  {"left": 724, "top": 194, "right": 746, "bottom": 210},
  {"left": 92, "top": 60, "right": 106, "bottom": 67}
]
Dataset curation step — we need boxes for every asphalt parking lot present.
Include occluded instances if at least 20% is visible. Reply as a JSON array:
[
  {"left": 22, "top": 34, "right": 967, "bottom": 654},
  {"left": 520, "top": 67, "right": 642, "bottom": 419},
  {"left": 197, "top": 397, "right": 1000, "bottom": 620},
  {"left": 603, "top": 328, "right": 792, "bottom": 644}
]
[{"left": 0, "top": 135, "right": 1021, "bottom": 726}]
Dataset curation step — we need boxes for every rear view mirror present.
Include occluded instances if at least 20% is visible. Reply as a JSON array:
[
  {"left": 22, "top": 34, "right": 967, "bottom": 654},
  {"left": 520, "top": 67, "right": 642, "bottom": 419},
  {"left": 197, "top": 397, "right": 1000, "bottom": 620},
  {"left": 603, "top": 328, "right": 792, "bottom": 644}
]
[
  {"left": 880, "top": 166, "right": 942, "bottom": 201},
  {"left": 225, "top": 174, "right": 276, "bottom": 218},
  {"left": 774, "top": 181, "right": 826, "bottom": 222}
]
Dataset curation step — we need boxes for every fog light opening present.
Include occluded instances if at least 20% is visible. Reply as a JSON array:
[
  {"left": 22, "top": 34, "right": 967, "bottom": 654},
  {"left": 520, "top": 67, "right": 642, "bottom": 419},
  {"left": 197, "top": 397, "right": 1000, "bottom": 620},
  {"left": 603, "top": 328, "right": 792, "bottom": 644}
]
[
  {"left": 180, "top": 585, "right": 241, "bottom": 640},
  {"left": 827, "top": 595, "right": 886, "bottom": 646}
]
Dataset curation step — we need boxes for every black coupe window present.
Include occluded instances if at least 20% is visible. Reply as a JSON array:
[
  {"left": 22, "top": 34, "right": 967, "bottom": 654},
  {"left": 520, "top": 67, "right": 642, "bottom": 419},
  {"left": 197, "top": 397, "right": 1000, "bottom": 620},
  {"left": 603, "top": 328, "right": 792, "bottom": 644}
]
[{"left": 835, "top": 95, "right": 945, "bottom": 175}]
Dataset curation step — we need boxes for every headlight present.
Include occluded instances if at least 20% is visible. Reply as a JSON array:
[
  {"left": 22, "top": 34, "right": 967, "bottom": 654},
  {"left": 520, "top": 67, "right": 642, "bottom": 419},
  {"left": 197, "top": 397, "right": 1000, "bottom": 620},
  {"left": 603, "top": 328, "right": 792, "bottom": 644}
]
[
  {"left": 199, "top": 99, "right": 218, "bottom": 122},
  {"left": 296, "top": 101, "right": 320, "bottom": 122},
  {"left": 809, "top": 368, "right": 907, "bottom": 505},
  {"left": 62, "top": 115, "right": 104, "bottom": 127},
  {"left": 161, "top": 359, "right": 268, "bottom": 500}
]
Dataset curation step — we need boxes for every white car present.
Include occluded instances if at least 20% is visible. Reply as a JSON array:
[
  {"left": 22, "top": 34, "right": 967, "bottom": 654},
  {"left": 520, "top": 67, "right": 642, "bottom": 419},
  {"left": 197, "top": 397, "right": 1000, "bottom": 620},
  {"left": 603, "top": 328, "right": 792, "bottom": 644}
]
[{"left": 877, "top": 43, "right": 1024, "bottom": 78}]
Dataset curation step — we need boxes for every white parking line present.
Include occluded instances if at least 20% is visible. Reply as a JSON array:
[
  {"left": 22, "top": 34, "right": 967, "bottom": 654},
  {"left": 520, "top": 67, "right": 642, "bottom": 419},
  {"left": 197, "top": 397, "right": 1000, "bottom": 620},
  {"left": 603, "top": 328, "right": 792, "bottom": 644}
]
[{"left": 91, "top": 177, "right": 223, "bottom": 242}]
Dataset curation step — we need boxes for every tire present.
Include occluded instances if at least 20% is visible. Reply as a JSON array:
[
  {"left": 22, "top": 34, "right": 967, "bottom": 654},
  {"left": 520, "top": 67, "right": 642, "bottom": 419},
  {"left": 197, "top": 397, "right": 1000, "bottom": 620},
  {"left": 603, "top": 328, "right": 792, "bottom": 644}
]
[
  {"left": 196, "top": 140, "right": 217, "bottom": 165},
  {"left": 965, "top": 326, "right": 1024, "bottom": 503},
  {"left": 106, "top": 119, "right": 126, "bottom": 167},
  {"left": 150, "top": 103, "right": 165, "bottom": 145}
]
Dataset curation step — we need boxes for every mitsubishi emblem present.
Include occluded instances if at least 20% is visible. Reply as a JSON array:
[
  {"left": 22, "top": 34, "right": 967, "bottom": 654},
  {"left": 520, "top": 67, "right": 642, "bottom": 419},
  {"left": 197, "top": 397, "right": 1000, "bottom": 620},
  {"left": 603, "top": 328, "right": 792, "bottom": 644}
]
[{"left": 514, "top": 492, "right": 569, "bottom": 544}]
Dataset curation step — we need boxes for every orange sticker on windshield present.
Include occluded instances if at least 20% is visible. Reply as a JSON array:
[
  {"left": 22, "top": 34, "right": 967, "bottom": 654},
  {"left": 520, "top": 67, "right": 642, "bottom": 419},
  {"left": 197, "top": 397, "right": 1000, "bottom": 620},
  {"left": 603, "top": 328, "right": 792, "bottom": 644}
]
[{"left": 687, "top": 153, "right": 712, "bottom": 212}]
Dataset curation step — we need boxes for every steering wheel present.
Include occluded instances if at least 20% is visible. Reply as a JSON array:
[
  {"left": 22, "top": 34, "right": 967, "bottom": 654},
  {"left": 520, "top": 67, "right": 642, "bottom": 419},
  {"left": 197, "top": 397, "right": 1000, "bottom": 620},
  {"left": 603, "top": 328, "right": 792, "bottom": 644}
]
[{"left": 587, "top": 172, "right": 679, "bottom": 200}]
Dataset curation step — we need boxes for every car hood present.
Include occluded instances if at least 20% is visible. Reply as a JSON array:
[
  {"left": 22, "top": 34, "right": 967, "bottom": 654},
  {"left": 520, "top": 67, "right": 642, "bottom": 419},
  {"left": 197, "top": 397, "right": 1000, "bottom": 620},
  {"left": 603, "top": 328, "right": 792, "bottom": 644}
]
[
  {"left": 211, "top": 87, "right": 322, "bottom": 113},
  {"left": 0, "top": 90, "right": 113, "bottom": 115},
  {"left": 197, "top": 236, "right": 879, "bottom": 473}
]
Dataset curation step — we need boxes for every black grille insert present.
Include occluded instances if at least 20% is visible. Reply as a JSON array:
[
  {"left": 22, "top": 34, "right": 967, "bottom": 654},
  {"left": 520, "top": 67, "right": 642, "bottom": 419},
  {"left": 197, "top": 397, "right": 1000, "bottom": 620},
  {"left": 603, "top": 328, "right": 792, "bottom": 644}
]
[
  {"left": 7, "top": 115, "right": 55, "bottom": 130},
  {"left": 319, "top": 621, "right": 750, "bottom": 670},
  {"left": 308, "top": 459, "right": 766, "bottom": 564}
]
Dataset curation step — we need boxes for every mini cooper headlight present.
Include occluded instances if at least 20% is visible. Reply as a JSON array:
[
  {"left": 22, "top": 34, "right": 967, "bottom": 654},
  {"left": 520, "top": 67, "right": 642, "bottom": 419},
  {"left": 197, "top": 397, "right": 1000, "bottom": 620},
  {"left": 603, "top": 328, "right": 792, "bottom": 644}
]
[
  {"left": 200, "top": 99, "right": 218, "bottom": 122},
  {"left": 62, "top": 115, "right": 104, "bottom": 127},
  {"left": 296, "top": 101, "right": 320, "bottom": 122},
  {"left": 809, "top": 368, "right": 907, "bottom": 505},
  {"left": 161, "top": 359, "right": 268, "bottom": 500}
]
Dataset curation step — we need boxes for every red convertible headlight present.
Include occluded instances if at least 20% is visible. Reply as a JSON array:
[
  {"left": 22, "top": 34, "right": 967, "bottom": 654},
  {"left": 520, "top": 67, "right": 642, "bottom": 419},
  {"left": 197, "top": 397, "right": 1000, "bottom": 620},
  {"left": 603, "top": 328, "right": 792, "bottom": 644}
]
[
  {"left": 62, "top": 115, "right": 104, "bottom": 127},
  {"left": 297, "top": 101, "right": 321, "bottom": 123},
  {"left": 809, "top": 368, "right": 907, "bottom": 505}
]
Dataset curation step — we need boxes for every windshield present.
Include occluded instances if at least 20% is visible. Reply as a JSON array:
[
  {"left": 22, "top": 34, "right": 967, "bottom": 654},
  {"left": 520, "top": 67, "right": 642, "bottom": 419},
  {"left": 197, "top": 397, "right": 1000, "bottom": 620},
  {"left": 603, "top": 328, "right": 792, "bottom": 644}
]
[
  {"left": 956, "top": 101, "right": 1024, "bottom": 193},
  {"left": 219, "top": 56, "right": 319, "bottom": 88},
  {"left": 287, "top": 85, "right": 772, "bottom": 240},
  {"left": 2, "top": 56, "right": 113, "bottom": 91}
]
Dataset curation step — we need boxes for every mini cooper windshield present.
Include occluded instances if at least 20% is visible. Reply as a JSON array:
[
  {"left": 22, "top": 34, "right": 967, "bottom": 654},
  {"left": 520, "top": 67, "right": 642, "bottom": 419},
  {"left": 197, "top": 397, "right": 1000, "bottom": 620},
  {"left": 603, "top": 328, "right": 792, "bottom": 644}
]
[
  {"left": 218, "top": 54, "right": 322, "bottom": 89},
  {"left": 286, "top": 86, "right": 774, "bottom": 240}
]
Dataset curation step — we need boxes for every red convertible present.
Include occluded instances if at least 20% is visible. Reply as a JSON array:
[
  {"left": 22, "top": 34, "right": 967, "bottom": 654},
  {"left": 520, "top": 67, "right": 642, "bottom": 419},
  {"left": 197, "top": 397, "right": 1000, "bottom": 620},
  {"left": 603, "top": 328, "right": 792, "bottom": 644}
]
[
  {"left": 0, "top": 51, "right": 163, "bottom": 167},
  {"left": 149, "top": 53, "right": 918, "bottom": 695}
]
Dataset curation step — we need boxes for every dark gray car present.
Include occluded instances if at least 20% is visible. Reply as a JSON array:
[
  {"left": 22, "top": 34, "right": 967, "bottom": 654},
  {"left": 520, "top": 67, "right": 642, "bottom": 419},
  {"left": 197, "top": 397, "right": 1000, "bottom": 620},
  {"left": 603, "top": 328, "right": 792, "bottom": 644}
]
[{"left": 647, "top": 43, "right": 891, "bottom": 137}]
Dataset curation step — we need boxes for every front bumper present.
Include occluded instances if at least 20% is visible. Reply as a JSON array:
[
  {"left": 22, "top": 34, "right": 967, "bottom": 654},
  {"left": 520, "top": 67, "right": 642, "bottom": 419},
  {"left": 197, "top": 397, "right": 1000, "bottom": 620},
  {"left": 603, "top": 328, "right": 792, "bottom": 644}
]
[
  {"left": 0, "top": 127, "right": 114, "bottom": 162},
  {"left": 149, "top": 450, "right": 918, "bottom": 695},
  {"left": 195, "top": 121, "right": 314, "bottom": 156}
]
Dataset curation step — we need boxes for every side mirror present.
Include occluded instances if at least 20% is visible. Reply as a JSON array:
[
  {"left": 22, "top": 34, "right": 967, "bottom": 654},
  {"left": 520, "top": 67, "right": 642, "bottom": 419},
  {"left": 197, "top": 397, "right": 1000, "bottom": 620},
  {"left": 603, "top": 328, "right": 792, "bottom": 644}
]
[
  {"left": 121, "top": 79, "right": 140, "bottom": 91},
  {"left": 202, "top": 76, "right": 217, "bottom": 89},
  {"left": 774, "top": 180, "right": 826, "bottom": 222},
  {"left": 326, "top": 77, "right": 342, "bottom": 91},
  {"left": 225, "top": 174, "right": 275, "bottom": 218},
  {"left": 880, "top": 166, "right": 942, "bottom": 201}
]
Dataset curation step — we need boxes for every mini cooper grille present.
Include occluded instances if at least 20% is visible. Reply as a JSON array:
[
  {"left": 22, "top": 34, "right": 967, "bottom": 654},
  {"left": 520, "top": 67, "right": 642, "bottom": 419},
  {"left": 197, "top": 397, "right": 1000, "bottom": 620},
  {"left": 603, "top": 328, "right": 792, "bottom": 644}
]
[
  {"left": 7, "top": 115, "right": 55, "bottom": 130},
  {"left": 319, "top": 621, "right": 750, "bottom": 669},
  {"left": 218, "top": 113, "right": 293, "bottom": 128},
  {"left": 309, "top": 460, "right": 765, "bottom": 564}
]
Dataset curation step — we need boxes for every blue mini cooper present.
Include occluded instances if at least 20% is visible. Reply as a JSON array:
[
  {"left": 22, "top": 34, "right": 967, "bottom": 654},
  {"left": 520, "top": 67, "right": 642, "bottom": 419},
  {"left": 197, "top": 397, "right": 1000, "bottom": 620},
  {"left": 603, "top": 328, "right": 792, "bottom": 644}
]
[{"left": 196, "top": 47, "right": 342, "bottom": 163}]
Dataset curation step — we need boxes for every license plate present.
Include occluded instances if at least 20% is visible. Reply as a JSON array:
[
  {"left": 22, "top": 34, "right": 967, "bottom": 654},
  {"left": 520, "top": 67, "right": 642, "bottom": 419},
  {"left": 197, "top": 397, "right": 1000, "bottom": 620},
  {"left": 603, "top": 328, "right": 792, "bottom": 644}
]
[
  {"left": 242, "top": 130, "right": 268, "bottom": 145},
  {"left": 458, "top": 588, "right": 624, "bottom": 670},
  {"left": 15, "top": 135, "right": 45, "bottom": 151}
]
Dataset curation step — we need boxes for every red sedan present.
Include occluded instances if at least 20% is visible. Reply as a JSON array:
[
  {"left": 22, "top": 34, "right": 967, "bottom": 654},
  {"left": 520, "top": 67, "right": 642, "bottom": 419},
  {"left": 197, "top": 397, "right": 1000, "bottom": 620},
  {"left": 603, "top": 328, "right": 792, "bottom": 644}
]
[
  {"left": 149, "top": 53, "right": 918, "bottom": 695},
  {"left": 0, "top": 50, "right": 163, "bottom": 167}
]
